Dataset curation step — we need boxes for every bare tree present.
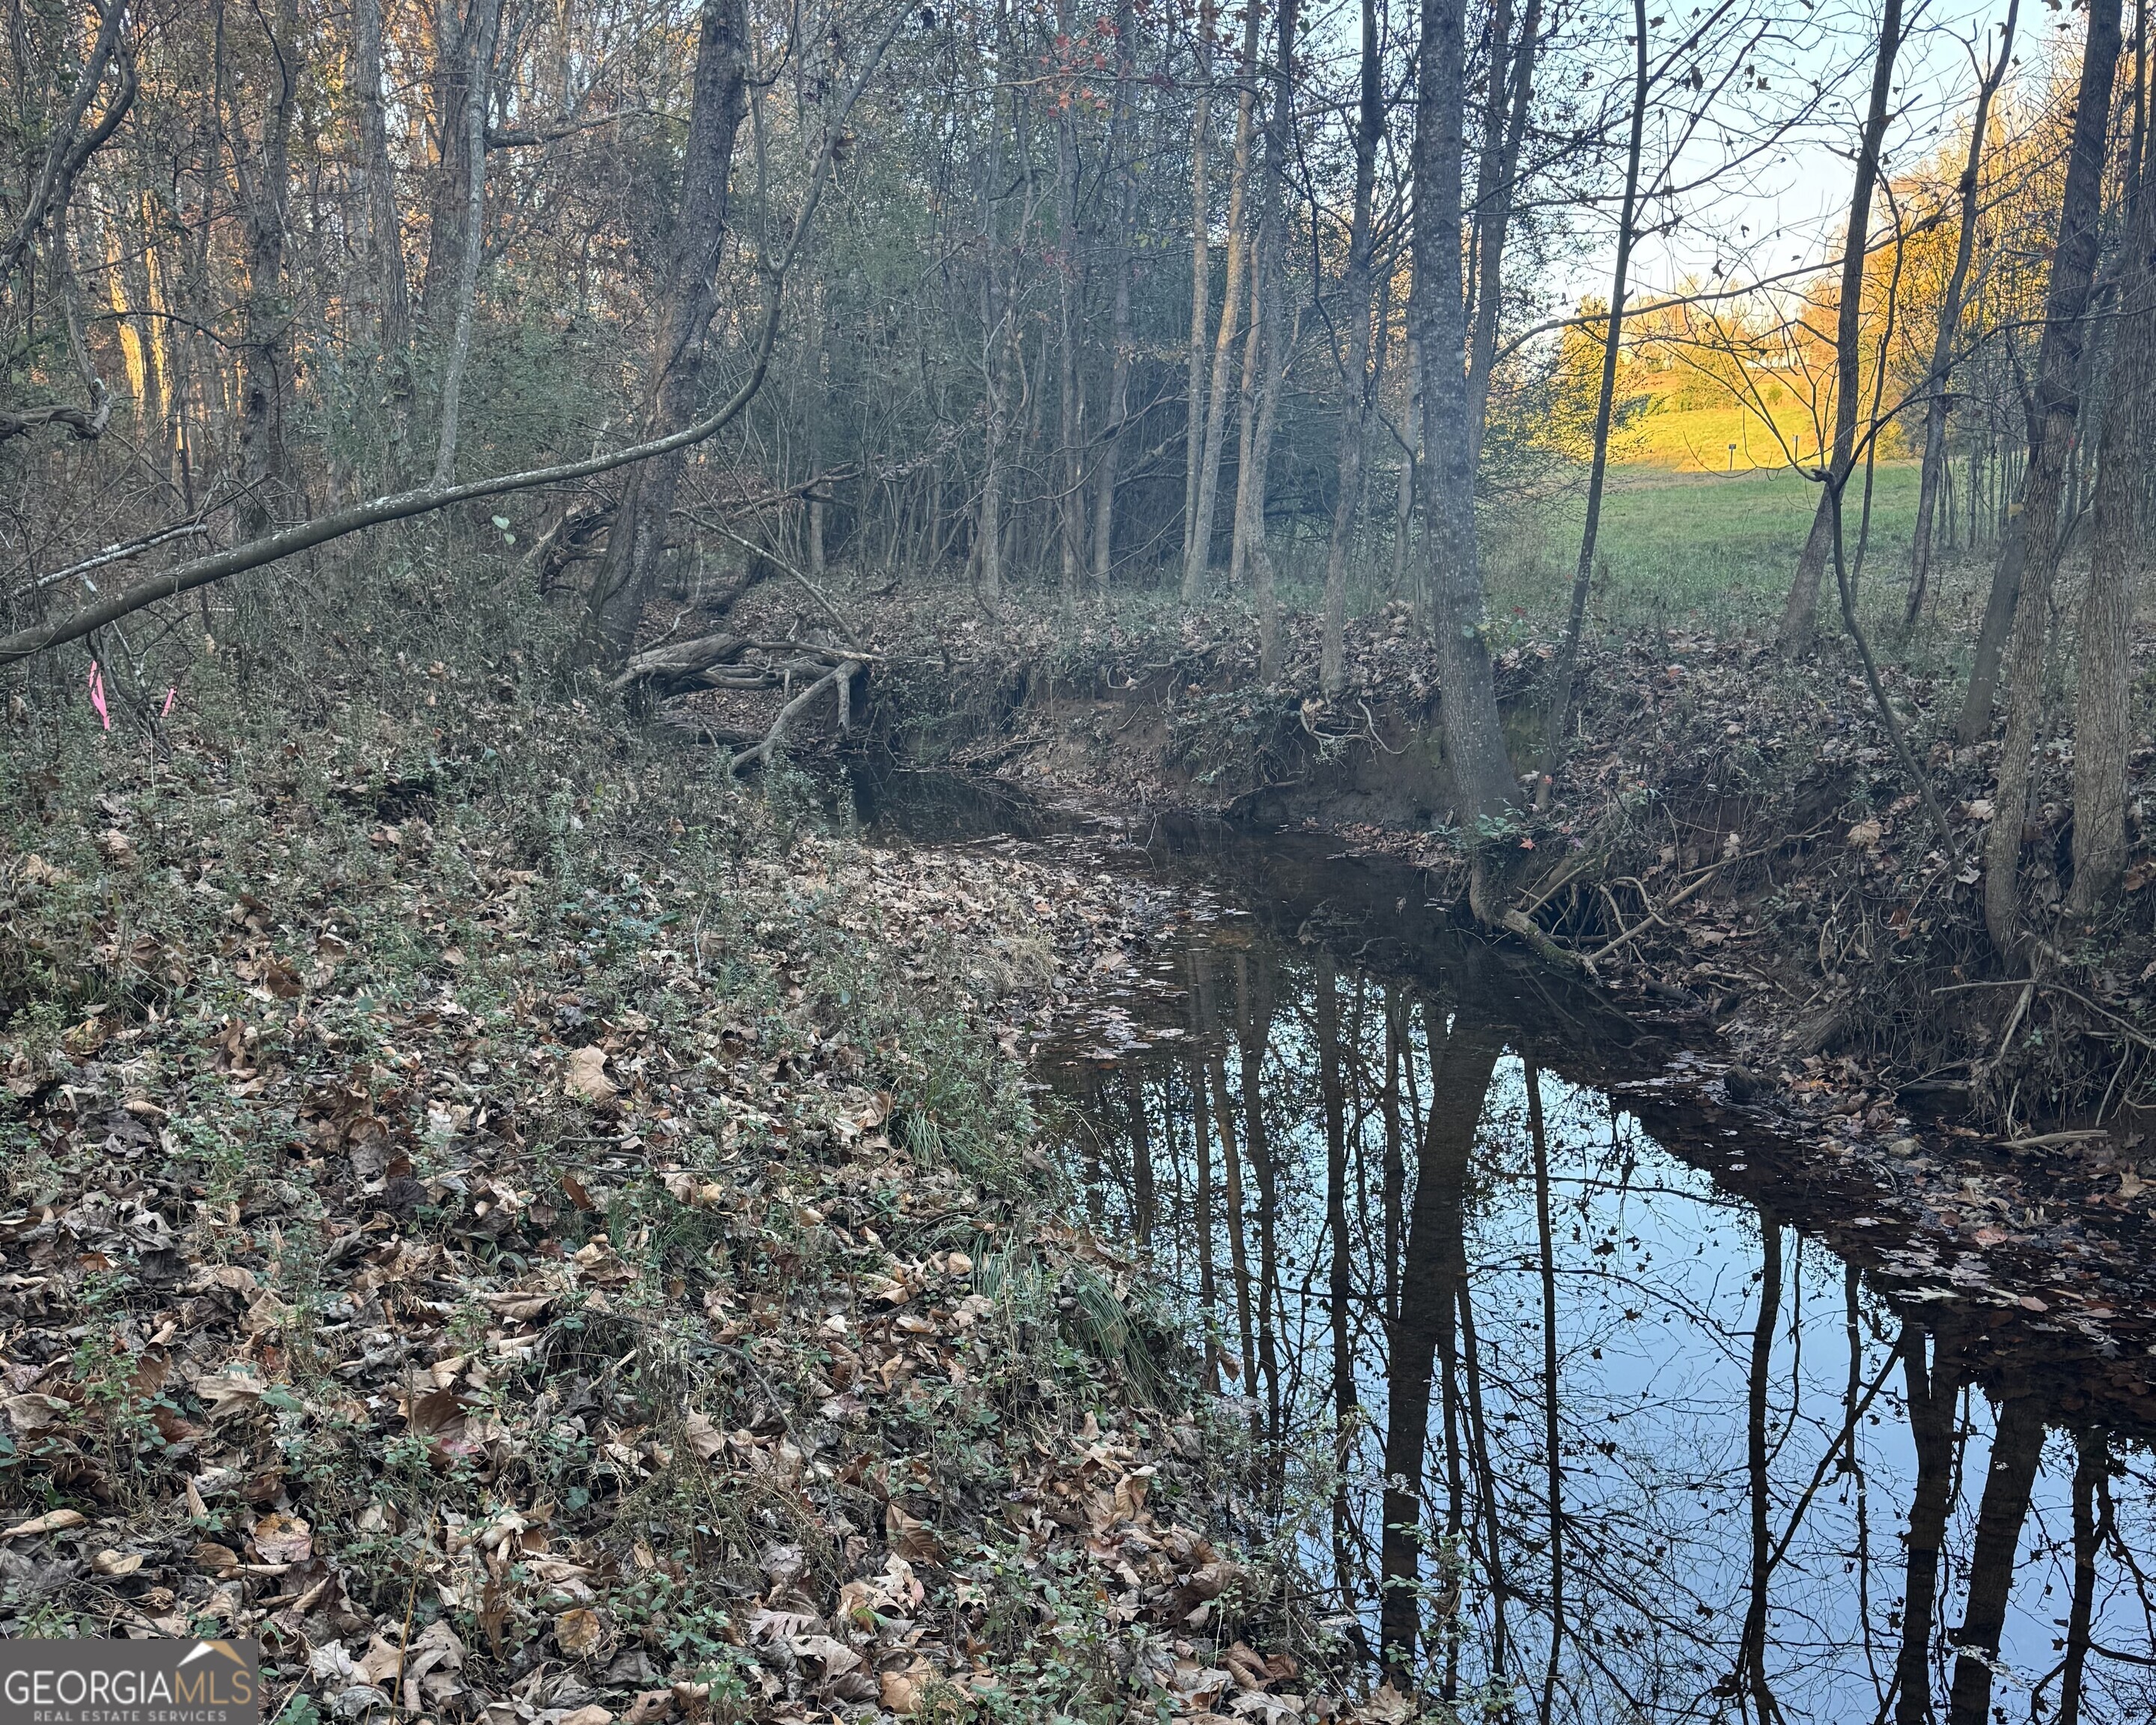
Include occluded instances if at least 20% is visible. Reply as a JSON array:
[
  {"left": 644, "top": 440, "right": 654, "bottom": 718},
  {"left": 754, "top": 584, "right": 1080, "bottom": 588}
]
[
  {"left": 1958, "top": 0, "right": 2122, "bottom": 743},
  {"left": 1538, "top": 0, "right": 1647, "bottom": 804},
  {"left": 432, "top": 0, "right": 505, "bottom": 486},
  {"left": 1776, "top": 0, "right": 1909, "bottom": 649},
  {"left": 2068, "top": 114, "right": 2155, "bottom": 913},
  {"left": 222, "top": 0, "right": 299, "bottom": 541},
  {"left": 1318, "top": 0, "right": 1383, "bottom": 696},
  {"left": 1183, "top": 0, "right": 1262, "bottom": 601},
  {"left": 1414, "top": 0, "right": 1514, "bottom": 885},
  {"left": 582, "top": 0, "right": 752, "bottom": 658},
  {"left": 1980, "top": 0, "right": 2125, "bottom": 949},
  {"left": 1903, "top": 1, "right": 2018, "bottom": 633}
]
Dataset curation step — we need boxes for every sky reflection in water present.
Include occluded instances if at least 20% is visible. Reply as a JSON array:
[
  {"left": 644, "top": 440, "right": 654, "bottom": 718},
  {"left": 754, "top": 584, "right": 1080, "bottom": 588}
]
[{"left": 1040, "top": 924, "right": 2156, "bottom": 1724}]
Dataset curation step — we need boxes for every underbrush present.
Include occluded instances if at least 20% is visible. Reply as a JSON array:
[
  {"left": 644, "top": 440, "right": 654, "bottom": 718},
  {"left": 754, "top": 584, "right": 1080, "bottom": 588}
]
[{"left": 0, "top": 606, "right": 1368, "bottom": 1721}]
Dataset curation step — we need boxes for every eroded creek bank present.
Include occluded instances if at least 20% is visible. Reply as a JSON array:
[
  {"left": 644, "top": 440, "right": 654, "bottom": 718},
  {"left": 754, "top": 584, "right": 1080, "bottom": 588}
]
[{"left": 856, "top": 764, "right": 2156, "bottom": 1722}]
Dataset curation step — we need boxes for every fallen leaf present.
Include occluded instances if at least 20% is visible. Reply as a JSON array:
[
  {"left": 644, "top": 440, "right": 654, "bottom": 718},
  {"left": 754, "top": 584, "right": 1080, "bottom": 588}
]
[
  {"left": 564, "top": 1047, "right": 615, "bottom": 1102},
  {"left": 555, "top": 1607, "right": 610, "bottom": 1660},
  {"left": 1, "top": 1509, "right": 87, "bottom": 1539},
  {"left": 251, "top": 1512, "right": 313, "bottom": 1564},
  {"left": 91, "top": 1548, "right": 145, "bottom": 1577}
]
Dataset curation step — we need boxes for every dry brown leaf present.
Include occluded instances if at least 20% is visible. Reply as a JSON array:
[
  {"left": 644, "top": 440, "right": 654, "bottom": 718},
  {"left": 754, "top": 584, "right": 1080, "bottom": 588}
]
[
  {"left": 2, "top": 1508, "right": 87, "bottom": 1539},
  {"left": 555, "top": 1607, "right": 610, "bottom": 1660},
  {"left": 564, "top": 1046, "right": 615, "bottom": 1102},
  {"left": 250, "top": 1512, "right": 313, "bottom": 1564}
]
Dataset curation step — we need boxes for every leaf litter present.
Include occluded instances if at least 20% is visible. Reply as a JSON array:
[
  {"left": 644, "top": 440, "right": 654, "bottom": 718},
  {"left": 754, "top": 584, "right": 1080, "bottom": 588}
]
[{"left": 0, "top": 696, "right": 1399, "bottom": 1723}]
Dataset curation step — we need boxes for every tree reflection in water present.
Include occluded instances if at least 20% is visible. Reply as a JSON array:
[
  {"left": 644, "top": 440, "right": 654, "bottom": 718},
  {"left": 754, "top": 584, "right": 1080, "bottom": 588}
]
[{"left": 1044, "top": 927, "right": 2156, "bottom": 1724}]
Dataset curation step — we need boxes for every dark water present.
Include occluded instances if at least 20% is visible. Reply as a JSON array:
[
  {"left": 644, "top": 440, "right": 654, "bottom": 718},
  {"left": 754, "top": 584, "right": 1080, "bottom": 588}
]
[{"left": 856, "top": 770, "right": 2156, "bottom": 1723}]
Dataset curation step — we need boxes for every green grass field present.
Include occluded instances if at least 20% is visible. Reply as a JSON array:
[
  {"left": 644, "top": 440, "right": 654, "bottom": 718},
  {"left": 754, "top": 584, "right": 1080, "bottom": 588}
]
[{"left": 1488, "top": 462, "right": 1928, "bottom": 638}]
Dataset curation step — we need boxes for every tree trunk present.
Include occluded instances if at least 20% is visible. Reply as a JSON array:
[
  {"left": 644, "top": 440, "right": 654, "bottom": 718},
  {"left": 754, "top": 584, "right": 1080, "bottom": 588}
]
[
  {"left": 1777, "top": 0, "right": 1906, "bottom": 650},
  {"left": 1054, "top": 0, "right": 1084, "bottom": 609},
  {"left": 1091, "top": 0, "right": 1138, "bottom": 594},
  {"left": 1983, "top": 0, "right": 2125, "bottom": 947},
  {"left": 1904, "top": 4, "right": 2017, "bottom": 632},
  {"left": 1528, "top": 1061, "right": 1564, "bottom": 1721},
  {"left": 1464, "top": 0, "right": 1541, "bottom": 460},
  {"left": 421, "top": 0, "right": 490, "bottom": 335},
  {"left": 1945, "top": 1395, "right": 2048, "bottom": 1725},
  {"left": 1739, "top": 1205, "right": 1783, "bottom": 1719},
  {"left": 1892, "top": 1324, "right": 1964, "bottom": 1725},
  {"left": 1413, "top": 0, "right": 1514, "bottom": 861},
  {"left": 223, "top": 0, "right": 299, "bottom": 543},
  {"left": 1538, "top": 0, "right": 1645, "bottom": 803},
  {"left": 430, "top": 0, "right": 502, "bottom": 487},
  {"left": 1318, "top": 0, "right": 1382, "bottom": 697},
  {"left": 1181, "top": 0, "right": 1216, "bottom": 582},
  {"left": 2068, "top": 147, "right": 2155, "bottom": 914},
  {"left": 1317, "top": 959, "right": 1359, "bottom": 1616},
  {"left": 1959, "top": 0, "right": 2122, "bottom": 741},
  {"left": 1242, "top": 0, "right": 1298, "bottom": 676},
  {"left": 2056, "top": 1429, "right": 2107, "bottom": 1725},
  {"left": 582, "top": 0, "right": 749, "bottom": 660},
  {"left": 1182, "top": 0, "right": 1259, "bottom": 602},
  {"left": 353, "top": 0, "right": 412, "bottom": 478}
]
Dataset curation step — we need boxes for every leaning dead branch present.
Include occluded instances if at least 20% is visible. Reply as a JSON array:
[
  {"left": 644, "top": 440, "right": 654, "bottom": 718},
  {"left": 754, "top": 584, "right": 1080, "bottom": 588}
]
[
  {"left": 728, "top": 658, "right": 863, "bottom": 776},
  {"left": 606, "top": 634, "right": 872, "bottom": 702}
]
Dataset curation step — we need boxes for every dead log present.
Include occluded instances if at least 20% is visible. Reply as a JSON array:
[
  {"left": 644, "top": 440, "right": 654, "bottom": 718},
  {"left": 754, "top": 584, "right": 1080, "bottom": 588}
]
[{"left": 729, "top": 659, "right": 862, "bottom": 777}]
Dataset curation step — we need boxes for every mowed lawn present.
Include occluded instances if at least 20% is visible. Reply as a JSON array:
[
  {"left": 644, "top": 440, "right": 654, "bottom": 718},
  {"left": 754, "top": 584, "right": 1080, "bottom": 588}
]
[{"left": 1496, "top": 462, "right": 1925, "bottom": 636}]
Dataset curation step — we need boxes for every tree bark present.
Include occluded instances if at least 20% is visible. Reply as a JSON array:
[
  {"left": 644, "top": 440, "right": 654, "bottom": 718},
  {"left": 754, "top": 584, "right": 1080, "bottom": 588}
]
[
  {"left": 430, "top": 0, "right": 502, "bottom": 486},
  {"left": 1464, "top": 0, "right": 1541, "bottom": 460},
  {"left": 353, "top": 0, "right": 412, "bottom": 477},
  {"left": 421, "top": 0, "right": 493, "bottom": 334},
  {"left": 583, "top": 0, "right": 751, "bottom": 660},
  {"left": 2068, "top": 143, "right": 2155, "bottom": 914},
  {"left": 1984, "top": 0, "right": 2126, "bottom": 946},
  {"left": 1091, "top": 0, "right": 1139, "bottom": 593},
  {"left": 1413, "top": 0, "right": 1514, "bottom": 860},
  {"left": 1318, "top": 0, "right": 1383, "bottom": 697},
  {"left": 1181, "top": 0, "right": 1217, "bottom": 583},
  {"left": 223, "top": 0, "right": 299, "bottom": 543},
  {"left": 1777, "top": 0, "right": 1906, "bottom": 649},
  {"left": 1242, "top": 0, "right": 1298, "bottom": 676},
  {"left": 1054, "top": 0, "right": 1085, "bottom": 609},
  {"left": 1958, "top": 0, "right": 2122, "bottom": 741}
]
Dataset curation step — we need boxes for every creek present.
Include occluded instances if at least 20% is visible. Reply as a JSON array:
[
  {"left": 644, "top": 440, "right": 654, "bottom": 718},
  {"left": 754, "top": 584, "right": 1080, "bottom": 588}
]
[{"left": 855, "top": 768, "right": 2156, "bottom": 1724}]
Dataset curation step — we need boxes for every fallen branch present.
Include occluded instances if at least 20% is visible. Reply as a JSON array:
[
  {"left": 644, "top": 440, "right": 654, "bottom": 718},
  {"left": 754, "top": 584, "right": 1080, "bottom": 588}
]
[
  {"left": 729, "top": 660, "right": 861, "bottom": 777},
  {"left": 607, "top": 634, "right": 872, "bottom": 700}
]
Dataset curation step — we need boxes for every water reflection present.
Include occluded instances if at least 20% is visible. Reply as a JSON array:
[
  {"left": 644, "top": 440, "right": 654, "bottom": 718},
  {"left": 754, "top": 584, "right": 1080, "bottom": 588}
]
[{"left": 1041, "top": 925, "right": 2156, "bottom": 1724}]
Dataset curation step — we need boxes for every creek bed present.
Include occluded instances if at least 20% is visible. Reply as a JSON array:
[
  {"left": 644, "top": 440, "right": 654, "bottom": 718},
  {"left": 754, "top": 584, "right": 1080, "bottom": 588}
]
[{"left": 856, "top": 766, "right": 2156, "bottom": 1722}]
